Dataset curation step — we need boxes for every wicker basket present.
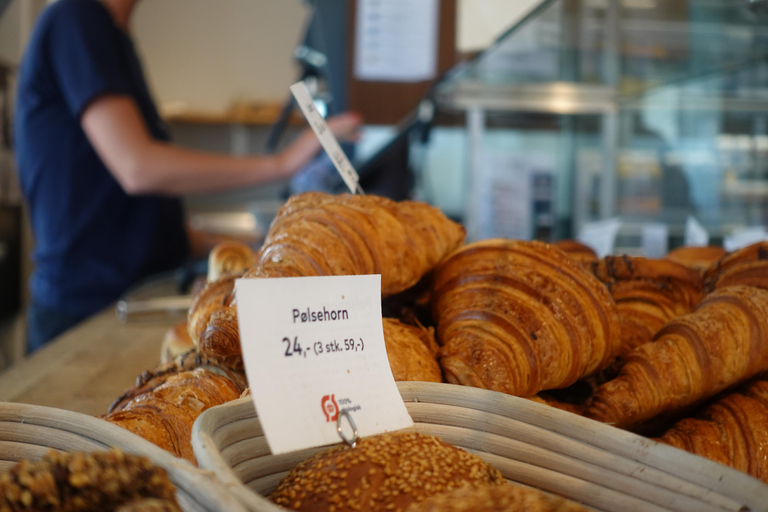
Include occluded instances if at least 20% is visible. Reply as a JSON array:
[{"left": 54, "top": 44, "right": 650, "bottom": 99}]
[
  {"left": 0, "top": 401, "right": 247, "bottom": 512},
  {"left": 192, "top": 381, "right": 768, "bottom": 512}
]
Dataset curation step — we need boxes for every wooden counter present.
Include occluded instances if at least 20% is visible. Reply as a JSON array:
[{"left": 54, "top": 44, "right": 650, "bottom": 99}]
[{"left": 0, "top": 306, "right": 180, "bottom": 416}]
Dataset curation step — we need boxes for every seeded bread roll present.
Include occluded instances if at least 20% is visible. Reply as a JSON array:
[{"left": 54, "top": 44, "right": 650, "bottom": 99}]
[
  {"left": 405, "top": 483, "right": 593, "bottom": 512},
  {"left": 270, "top": 432, "right": 505, "bottom": 512}
]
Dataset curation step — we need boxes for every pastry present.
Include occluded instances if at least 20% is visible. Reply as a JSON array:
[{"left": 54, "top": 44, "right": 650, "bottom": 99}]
[
  {"left": 665, "top": 245, "right": 727, "bottom": 273},
  {"left": 104, "top": 368, "right": 241, "bottom": 463},
  {"left": 707, "top": 260, "right": 768, "bottom": 292},
  {"left": 270, "top": 432, "right": 505, "bottom": 512},
  {"left": 405, "top": 483, "right": 592, "bottom": 512},
  {"left": 108, "top": 349, "right": 246, "bottom": 413},
  {"left": 160, "top": 321, "right": 195, "bottom": 364},
  {"left": 553, "top": 239, "right": 598, "bottom": 266},
  {"left": 657, "top": 376, "right": 768, "bottom": 483},
  {"left": 382, "top": 318, "right": 442, "bottom": 383},
  {"left": 186, "top": 272, "right": 238, "bottom": 344},
  {"left": 245, "top": 192, "right": 466, "bottom": 297},
  {"left": 591, "top": 255, "right": 703, "bottom": 360},
  {"left": 586, "top": 285, "right": 768, "bottom": 430},
  {"left": 207, "top": 241, "right": 256, "bottom": 283},
  {"left": 432, "top": 239, "right": 621, "bottom": 397},
  {"left": 0, "top": 449, "right": 180, "bottom": 512},
  {"left": 703, "top": 241, "right": 768, "bottom": 291},
  {"left": 198, "top": 307, "right": 243, "bottom": 372}
]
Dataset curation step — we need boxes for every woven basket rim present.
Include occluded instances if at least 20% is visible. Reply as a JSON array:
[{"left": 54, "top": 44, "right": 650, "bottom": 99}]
[
  {"left": 192, "top": 382, "right": 768, "bottom": 512},
  {"left": 0, "top": 401, "right": 248, "bottom": 512}
]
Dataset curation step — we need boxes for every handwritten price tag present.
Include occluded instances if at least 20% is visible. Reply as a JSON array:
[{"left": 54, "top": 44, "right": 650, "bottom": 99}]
[
  {"left": 290, "top": 81, "right": 363, "bottom": 195},
  {"left": 236, "top": 275, "right": 413, "bottom": 455}
]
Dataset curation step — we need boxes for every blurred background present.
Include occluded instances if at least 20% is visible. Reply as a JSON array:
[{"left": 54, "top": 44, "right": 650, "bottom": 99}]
[{"left": 3, "top": 0, "right": 768, "bottom": 365}]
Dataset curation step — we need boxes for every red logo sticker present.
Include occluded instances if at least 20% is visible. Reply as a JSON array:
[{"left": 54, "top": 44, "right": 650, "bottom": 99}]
[{"left": 321, "top": 394, "right": 339, "bottom": 422}]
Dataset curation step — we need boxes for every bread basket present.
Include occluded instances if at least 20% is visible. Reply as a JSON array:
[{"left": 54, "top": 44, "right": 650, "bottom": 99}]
[
  {"left": 0, "top": 401, "right": 248, "bottom": 512},
  {"left": 192, "top": 381, "right": 768, "bottom": 512}
]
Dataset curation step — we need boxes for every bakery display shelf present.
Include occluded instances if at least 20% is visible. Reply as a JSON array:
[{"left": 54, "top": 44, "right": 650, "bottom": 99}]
[
  {"left": 0, "top": 401, "right": 248, "bottom": 512},
  {"left": 191, "top": 381, "right": 768, "bottom": 512}
]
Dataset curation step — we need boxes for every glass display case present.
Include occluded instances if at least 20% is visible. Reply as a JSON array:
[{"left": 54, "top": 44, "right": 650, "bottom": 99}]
[{"left": 422, "top": 0, "right": 768, "bottom": 254}]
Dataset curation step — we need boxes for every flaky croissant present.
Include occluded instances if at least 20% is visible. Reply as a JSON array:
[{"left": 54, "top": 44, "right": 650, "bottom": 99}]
[
  {"left": 198, "top": 306, "right": 243, "bottom": 372},
  {"left": 586, "top": 285, "right": 768, "bottom": 430},
  {"left": 245, "top": 192, "right": 465, "bottom": 297},
  {"left": 104, "top": 368, "right": 241, "bottom": 463},
  {"left": 431, "top": 239, "right": 621, "bottom": 397},
  {"left": 657, "top": 376, "right": 768, "bottom": 483},
  {"left": 553, "top": 239, "right": 598, "bottom": 267},
  {"left": 207, "top": 241, "right": 256, "bottom": 283},
  {"left": 665, "top": 245, "right": 727, "bottom": 273},
  {"left": 186, "top": 272, "right": 238, "bottom": 344},
  {"left": 703, "top": 241, "right": 768, "bottom": 291},
  {"left": 702, "top": 241, "right": 768, "bottom": 292},
  {"left": 591, "top": 256, "right": 703, "bottom": 360},
  {"left": 382, "top": 318, "right": 442, "bottom": 383}
]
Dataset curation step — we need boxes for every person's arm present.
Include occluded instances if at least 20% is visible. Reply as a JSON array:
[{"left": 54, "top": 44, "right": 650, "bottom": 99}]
[{"left": 81, "top": 94, "right": 361, "bottom": 196}]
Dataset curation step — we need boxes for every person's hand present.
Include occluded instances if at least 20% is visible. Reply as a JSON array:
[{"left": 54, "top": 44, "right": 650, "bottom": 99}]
[
  {"left": 325, "top": 111, "right": 363, "bottom": 142},
  {"left": 276, "top": 111, "right": 364, "bottom": 179}
]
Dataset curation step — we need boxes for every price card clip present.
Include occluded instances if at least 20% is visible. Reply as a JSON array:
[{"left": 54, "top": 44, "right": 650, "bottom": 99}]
[
  {"left": 290, "top": 81, "right": 365, "bottom": 195},
  {"left": 336, "top": 409, "right": 359, "bottom": 449}
]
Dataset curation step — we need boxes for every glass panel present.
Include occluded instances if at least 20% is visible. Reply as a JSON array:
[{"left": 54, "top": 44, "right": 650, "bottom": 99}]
[{"left": 429, "top": 0, "right": 768, "bottom": 249}]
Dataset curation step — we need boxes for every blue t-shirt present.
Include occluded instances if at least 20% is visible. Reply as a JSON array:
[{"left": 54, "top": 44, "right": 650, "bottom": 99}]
[{"left": 15, "top": 0, "right": 189, "bottom": 317}]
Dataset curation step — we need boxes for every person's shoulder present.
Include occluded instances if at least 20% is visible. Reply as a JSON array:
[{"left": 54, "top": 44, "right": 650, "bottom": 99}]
[{"left": 38, "top": 0, "right": 113, "bottom": 32}]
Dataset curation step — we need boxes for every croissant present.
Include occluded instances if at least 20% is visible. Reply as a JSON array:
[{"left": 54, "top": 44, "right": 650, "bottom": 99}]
[
  {"left": 708, "top": 260, "right": 768, "bottom": 291},
  {"left": 186, "top": 272, "right": 238, "bottom": 344},
  {"left": 207, "top": 241, "right": 256, "bottom": 283},
  {"left": 657, "top": 376, "right": 768, "bottom": 483},
  {"left": 198, "top": 306, "right": 243, "bottom": 372},
  {"left": 104, "top": 368, "right": 241, "bottom": 463},
  {"left": 553, "top": 239, "right": 598, "bottom": 267},
  {"left": 382, "top": 318, "right": 442, "bottom": 383},
  {"left": 160, "top": 321, "right": 195, "bottom": 364},
  {"left": 703, "top": 241, "right": 768, "bottom": 291},
  {"left": 665, "top": 245, "right": 727, "bottom": 273},
  {"left": 586, "top": 285, "right": 768, "bottom": 430},
  {"left": 109, "top": 348, "right": 247, "bottom": 413},
  {"left": 591, "top": 256, "right": 703, "bottom": 360},
  {"left": 245, "top": 192, "right": 466, "bottom": 297},
  {"left": 432, "top": 239, "right": 621, "bottom": 397}
]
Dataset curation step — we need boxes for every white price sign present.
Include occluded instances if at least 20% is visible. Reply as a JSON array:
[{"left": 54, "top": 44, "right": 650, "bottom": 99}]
[
  {"left": 235, "top": 275, "right": 413, "bottom": 455},
  {"left": 290, "top": 81, "right": 363, "bottom": 195}
]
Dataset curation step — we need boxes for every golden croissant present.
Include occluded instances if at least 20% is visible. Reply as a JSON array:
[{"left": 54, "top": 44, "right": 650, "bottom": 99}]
[
  {"left": 703, "top": 241, "right": 768, "bottom": 291},
  {"left": 245, "top": 192, "right": 466, "bottom": 297},
  {"left": 586, "top": 285, "right": 768, "bottom": 430},
  {"left": 431, "top": 239, "right": 621, "bottom": 397},
  {"left": 187, "top": 272, "right": 238, "bottom": 344},
  {"left": 702, "top": 241, "right": 768, "bottom": 292},
  {"left": 591, "top": 256, "right": 703, "bottom": 360},
  {"left": 657, "top": 376, "right": 768, "bottom": 483},
  {"left": 382, "top": 318, "right": 442, "bottom": 383},
  {"left": 553, "top": 239, "right": 598, "bottom": 267},
  {"left": 104, "top": 368, "right": 241, "bottom": 463},
  {"left": 207, "top": 241, "right": 256, "bottom": 283},
  {"left": 665, "top": 245, "right": 727, "bottom": 273}
]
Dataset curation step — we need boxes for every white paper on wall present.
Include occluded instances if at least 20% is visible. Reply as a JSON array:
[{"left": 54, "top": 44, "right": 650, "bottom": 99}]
[{"left": 353, "top": 0, "right": 440, "bottom": 82}]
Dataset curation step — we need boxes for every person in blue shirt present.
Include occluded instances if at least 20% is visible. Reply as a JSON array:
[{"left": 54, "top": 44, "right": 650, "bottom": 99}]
[{"left": 14, "top": 0, "right": 361, "bottom": 353}]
